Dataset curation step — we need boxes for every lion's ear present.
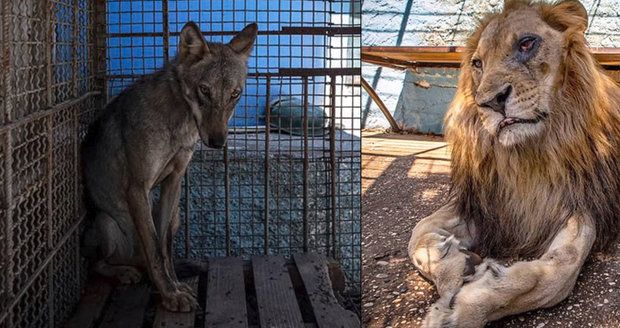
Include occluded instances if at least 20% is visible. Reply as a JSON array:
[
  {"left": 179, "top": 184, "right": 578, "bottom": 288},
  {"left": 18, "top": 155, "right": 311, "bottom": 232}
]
[{"left": 542, "top": 0, "right": 588, "bottom": 33}]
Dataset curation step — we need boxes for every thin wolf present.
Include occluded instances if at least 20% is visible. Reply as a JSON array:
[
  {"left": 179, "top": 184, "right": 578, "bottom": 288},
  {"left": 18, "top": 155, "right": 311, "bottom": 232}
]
[{"left": 81, "top": 22, "right": 257, "bottom": 312}]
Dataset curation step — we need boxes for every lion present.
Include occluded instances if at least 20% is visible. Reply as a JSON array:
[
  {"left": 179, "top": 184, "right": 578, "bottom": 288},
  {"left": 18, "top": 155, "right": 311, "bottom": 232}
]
[{"left": 407, "top": 0, "right": 620, "bottom": 327}]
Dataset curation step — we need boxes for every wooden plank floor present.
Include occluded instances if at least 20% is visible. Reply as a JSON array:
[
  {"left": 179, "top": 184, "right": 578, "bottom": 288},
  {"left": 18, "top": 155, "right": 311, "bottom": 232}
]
[
  {"left": 252, "top": 256, "right": 305, "bottom": 328},
  {"left": 294, "top": 254, "right": 360, "bottom": 328},
  {"left": 64, "top": 254, "right": 359, "bottom": 328},
  {"left": 205, "top": 257, "right": 248, "bottom": 328}
]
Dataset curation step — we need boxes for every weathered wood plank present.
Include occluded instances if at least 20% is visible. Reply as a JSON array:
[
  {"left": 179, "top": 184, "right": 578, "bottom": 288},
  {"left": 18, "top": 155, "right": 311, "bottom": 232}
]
[
  {"left": 252, "top": 256, "right": 305, "bottom": 328},
  {"left": 153, "top": 276, "right": 200, "bottom": 328},
  {"left": 293, "top": 254, "right": 359, "bottom": 328},
  {"left": 98, "top": 283, "right": 150, "bottom": 328},
  {"left": 204, "top": 257, "right": 248, "bottom": 328},
  {"left": 63, "top": 279, "right": 113, "bottom": 328}
]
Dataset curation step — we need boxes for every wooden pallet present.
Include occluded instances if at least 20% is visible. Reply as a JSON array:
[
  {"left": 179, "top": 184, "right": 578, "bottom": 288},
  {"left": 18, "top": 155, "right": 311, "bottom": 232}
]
[{"left": 63, "top": 253, "right": 359, "bottom": 328}]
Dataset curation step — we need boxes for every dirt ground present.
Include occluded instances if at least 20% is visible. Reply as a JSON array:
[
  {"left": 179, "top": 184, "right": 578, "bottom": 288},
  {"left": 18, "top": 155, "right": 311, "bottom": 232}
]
[{"left": 361, "top": 131, "right": 620, "bottom": 328}]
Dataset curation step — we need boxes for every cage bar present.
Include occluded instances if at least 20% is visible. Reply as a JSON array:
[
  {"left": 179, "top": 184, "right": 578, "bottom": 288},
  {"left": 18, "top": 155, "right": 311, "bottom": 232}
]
[
  {"left": 0, "top": 0, "right": 103, "bottom": 326},
  {"left": 1, "top": 1, "right": 361, "bottom": 326}
]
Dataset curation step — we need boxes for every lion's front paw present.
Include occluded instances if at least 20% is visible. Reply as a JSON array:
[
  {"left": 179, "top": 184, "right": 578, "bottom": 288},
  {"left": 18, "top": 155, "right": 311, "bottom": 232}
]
[
  {"left": 423, "top": 300, "right": 456, "bottom": 328},
  {"left": 411, "top": 233, "right": 483, "bottom": 298},
  {"left": 423, "top": 300, "right": 488, "bottom": 328},
  {"left": 465, "top": 258, "right": 505, "bottom": 283}
]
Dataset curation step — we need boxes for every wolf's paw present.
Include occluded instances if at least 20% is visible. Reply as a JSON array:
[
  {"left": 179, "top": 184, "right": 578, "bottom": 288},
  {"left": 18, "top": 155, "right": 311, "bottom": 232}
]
[
  {"left": 174, "top": 281, "right": 197, "bottom": 296},
  {"left": 113, "top": 266, "right": 142, "bottom": 284},
  {"left": 161, "top": 290, "right": 198, "bottom": 312}
]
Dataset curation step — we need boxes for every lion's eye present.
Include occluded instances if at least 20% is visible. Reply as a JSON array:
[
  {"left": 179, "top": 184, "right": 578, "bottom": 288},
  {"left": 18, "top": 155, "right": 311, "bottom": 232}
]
[
  {"left": 519, "top": 38, "right": 534, "bottom": 52},
  {"left": 199, "top": 84, "right": 210, "bottom": 97},
  {"left": 231, "top": 89, "right": 241, "bottom": 99},
  {"left": 471, "top": 59, "right": 483, "bottom": 69},
  {"left": 519, "top": 37, "right": 536, "bottom": 53},
  {"left": 515, "top": 35, "right": 540, "bottom": 62}
]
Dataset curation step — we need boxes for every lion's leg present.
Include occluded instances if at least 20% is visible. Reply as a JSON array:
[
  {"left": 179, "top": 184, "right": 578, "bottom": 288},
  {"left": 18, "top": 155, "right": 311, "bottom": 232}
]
[
  {"left": 408, "top": 203, "right": 481, "bottom": 299},
  {"left": 424, "top": 216, "right": 595, "bottom": 328}
]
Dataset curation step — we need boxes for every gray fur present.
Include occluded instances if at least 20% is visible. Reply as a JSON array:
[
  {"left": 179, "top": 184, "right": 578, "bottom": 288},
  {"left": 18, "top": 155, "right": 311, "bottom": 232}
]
[{"left": 81, "top": 21, "right": 257, "bottom": 312}]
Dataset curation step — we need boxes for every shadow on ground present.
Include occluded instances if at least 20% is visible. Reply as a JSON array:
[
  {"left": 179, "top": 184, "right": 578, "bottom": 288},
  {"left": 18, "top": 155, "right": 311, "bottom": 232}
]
[{"left": 361, "top": 132, "right": 620, "bottom": 328}]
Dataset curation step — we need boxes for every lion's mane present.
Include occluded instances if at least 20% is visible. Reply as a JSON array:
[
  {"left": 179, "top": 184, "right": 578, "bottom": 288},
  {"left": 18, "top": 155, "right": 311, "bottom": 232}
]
[{"left": 446, "top": 0, "right": 620, "bottom": 257}]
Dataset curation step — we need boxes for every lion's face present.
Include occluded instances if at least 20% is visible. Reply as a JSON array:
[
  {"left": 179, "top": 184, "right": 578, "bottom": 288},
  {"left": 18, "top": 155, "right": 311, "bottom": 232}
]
[
  {"left": 448, "top": 0, "right": 620, "bottom": 257},
  {"left": 468, "top": 6, "right": 567, "bottom": 147}
]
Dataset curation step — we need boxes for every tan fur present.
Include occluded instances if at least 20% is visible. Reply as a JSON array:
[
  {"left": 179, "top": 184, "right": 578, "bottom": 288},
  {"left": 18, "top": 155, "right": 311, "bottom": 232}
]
[
  {"left": 408, "top": 1, "right": 620, "bottom": 326},
  {"left": 447, "top": 0, "right": 620, "bottom": 257}
]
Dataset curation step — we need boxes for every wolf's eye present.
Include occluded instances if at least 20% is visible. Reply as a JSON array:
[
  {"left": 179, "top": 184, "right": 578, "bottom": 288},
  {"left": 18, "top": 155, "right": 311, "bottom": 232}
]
[
  {"left": 471, "top": 58, "right": 483, "bottom": 69},
  {"left": 231, "top": 89, "right": 241, "bottom": 99},
  {"left": 199, "top": 84, "right": 210, "bottom": 97}
]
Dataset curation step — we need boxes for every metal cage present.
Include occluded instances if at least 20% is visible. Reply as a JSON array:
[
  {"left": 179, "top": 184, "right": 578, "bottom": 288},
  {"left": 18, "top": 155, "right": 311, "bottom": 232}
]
[
  {"left": 0, "top": 0, "right": 105, "bottom": 326},
  {"left": 0, "top": 0, "right": 361, "bottom": 326}
]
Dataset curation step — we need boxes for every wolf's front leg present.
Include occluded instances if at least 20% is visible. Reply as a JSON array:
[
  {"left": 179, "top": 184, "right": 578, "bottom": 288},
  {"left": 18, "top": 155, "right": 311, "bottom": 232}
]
[
  {"left": 128, "top": 184, "right": 197, "bottom": 312},
  {"left": 156, "top": 166, "right": 195, "bottom": 296},
  {"left": 408, "top": 203, "right": 480, "bottom": 299},
  {"left": 424, "top": 216, "right": 595, "bottom": 328}
]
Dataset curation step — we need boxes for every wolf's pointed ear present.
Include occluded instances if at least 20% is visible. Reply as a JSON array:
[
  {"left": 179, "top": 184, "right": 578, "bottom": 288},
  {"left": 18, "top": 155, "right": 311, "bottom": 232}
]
[
  {"left": 228, "top": 23, "right": 258, "bottom": 58},
  {"left": 542, "top": 0, "right": 588, "bottom": 33},
  {"left": 178, "top": 22, "right": 210, "bottom": 65}
]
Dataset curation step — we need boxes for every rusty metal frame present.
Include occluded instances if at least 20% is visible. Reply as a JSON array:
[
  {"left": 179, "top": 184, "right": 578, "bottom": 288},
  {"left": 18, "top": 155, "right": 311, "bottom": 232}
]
[
  {"left": 105, "top": 26, "right": 361, "bottom": 38},
  {"left": 0, "top": 0, "right": 104, "bottom": 326},
  {"left": 360, "top": 77, "right": 400, "bottom": 132},
  {"left": 362, "top": 46, "right": 620, "bottom": 69},
  {"left": 98, "top": 1, "right": 359, "bottom": 282},
  {"left": 361, "top": 46, "right": 620, "bottom": 132},
  {"left": 2, "top": 0, "right": 15, "bottom": 326},
  {"left": 263, "top": 76, "right": 271, "bottom": 255},
  {"left": 0, "top": 89, "right": 101, "bottom": 325},
  {"left": 1, "top": 3, "right": 361, "bottom": 326}
]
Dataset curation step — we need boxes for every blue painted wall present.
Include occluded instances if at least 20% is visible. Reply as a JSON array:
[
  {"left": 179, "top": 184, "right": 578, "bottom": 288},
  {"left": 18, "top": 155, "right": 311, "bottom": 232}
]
[{"left": 363, "top": 0, "right": 620, "bottom": 133}]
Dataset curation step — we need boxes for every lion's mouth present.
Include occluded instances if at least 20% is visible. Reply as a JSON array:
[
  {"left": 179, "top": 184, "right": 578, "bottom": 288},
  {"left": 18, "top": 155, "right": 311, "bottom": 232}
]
[{"left": 498, "top": 115, "right": 545, "bottom": 130}]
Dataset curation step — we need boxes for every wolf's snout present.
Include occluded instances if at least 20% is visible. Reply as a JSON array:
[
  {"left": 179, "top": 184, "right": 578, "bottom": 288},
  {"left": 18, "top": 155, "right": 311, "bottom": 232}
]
[{"left": 207, "top": 136, "right": 226, "bottom": 149}]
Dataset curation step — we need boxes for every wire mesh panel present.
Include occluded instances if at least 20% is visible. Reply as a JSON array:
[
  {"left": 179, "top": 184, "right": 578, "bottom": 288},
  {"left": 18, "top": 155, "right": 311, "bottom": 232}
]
[
  {"left": 0, "top": 0, "right": 105, "bottom": 327},
  {"left": 105, "top": 0, "right": 362, "bottom": 287}
]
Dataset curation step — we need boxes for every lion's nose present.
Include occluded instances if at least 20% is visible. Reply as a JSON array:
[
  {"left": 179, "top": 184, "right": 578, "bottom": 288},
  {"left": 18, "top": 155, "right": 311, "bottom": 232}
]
[{"left": 477, "top": 85, "right": 512, "bottom": 115}]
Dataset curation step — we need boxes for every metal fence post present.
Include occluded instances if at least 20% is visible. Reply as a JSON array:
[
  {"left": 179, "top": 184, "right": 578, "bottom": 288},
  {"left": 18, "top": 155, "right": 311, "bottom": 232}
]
[
  {"left": 302, "top": 76, "right": 309, "bottom": 252},
  {"left": 263, "top": 76, "right": 271, "bottom": 255},
  {"left": 1, "top": 0, "right": 14, "bottom": 326}
]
